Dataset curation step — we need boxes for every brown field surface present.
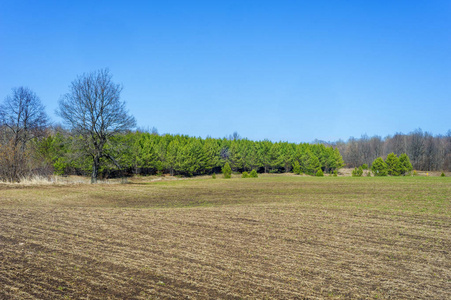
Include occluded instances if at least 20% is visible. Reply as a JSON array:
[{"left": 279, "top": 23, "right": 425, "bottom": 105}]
[{"left": 0, "top": 175, "right": 450, "bottom": 299}]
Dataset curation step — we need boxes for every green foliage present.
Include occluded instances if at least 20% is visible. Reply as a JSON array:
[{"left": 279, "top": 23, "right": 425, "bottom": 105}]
[
  {"left": 385, "top": 153, "right": 400, "bottom": 176},
  {"left": 333, "top": 170, "right": 338, "bottom": 177},
  {"left": 222, "top": 162, "right": 232, "bottom": 179},
  {"left": 398, "top": 153, "right": 413, "bottom": 176},
  {"left": 292, "top": 160, "right": 301, "bottom": 175},
  {"left": 352, "top": 166, "right": 364, "bottom": 177},
  {"left": 441, "top": 172, "right": 445, "bottom": 177},
  {"left": 249, "top": 169, "right": 258, "bottom": 178},
  {"left": 301, "top": 150, "right": 321, "bottom": 175},
  {"left": 413, "top": 170, "right": 417, "bottom": 176},
  {"left": 366, "top": 171, "right": 371, "bottom": 177},
  {"left": 212, "top": 173, "right": 216, "bottom": 179},
  {"left": 34, "top": 131, "right": 345, "bottom": 179},
  {"left": 362, "top": 164, "right": 368, "bottom": 170},
  {"left": 316, "top": 169, "right": 324, "bottom": 177},
  {"left": 241, "top": 171, "right": 249, "bottom": 178},
  {"left": 371, "top": 157, "right": 388, "bottom": 176}
]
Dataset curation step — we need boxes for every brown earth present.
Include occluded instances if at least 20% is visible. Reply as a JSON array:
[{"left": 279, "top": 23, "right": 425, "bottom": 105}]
[{"left": 0, "top": 175, "right": 450, "bottom": 299}]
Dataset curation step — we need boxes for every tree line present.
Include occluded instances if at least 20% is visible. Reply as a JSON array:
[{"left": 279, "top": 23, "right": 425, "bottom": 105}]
[
  {"left": 1, "top": 68, "right": 449, "bottom": 182},
  {"left": 37, "top": 130, "right": 345, "bottom": 178},
  {"left": 333, "top": 130, "right": 451, "bottom": 172}
]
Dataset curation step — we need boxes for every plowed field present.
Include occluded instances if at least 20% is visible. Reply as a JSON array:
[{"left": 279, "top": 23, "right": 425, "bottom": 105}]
[{"left": 0, "top": 176, "right": 450, "bottom": 299}]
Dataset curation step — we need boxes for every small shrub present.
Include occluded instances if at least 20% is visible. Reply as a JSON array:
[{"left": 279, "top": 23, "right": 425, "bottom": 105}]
[
  {"left": 441, "top": 172, "right": 445, "bottom": 177},
  {"left": 333, "top": 170, "right": 338, "bottom": 177},
  {"left": 222, "top": 162, "right": 232, "bottom": 179},
  {"left": 241, "top": 171, "right": 249, "bottom": 178},
  {"left": 366, "top": 171, "right": 371, "bottom": 177},
  {"left": 316, "top": 169, "right": 324, "bottom": 177},
  {"left": 352, "top": 166, "right": 363, "bottom": 177},
  {"left": 362, "top": 164, "right": 368, "bottom": 170},
  {"left": 413, "top": 170, "right": 417, "bottom": 176},
  {"left": 249, "top": 169, "right": 258, "bottom": 178},
  {"left": 212, "top": 173, "right": 216, "bottom": 179}
]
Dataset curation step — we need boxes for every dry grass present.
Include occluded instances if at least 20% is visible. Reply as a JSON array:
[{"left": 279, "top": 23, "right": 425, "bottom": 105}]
[{"left": 0, "top": 175, "right": 450, "bottom": 299}]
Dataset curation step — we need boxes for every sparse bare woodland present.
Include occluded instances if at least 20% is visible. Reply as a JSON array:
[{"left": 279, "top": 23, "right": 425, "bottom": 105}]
[
  {"left": 0, "top": 87, "right": 50, "bottom": 182},
  {"left": 335, "top": 129, "right": 451, "bottom": 171}
]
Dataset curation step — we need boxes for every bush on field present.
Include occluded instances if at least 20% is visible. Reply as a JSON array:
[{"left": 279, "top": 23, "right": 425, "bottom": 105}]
[
  {"left": 441, "top": 172, "right": 445, "bottom": 177},
  {"left": 250, "top": 169, "right": 258, "bottom": 178},
  {"left": 316, "top": 169, "right": 324, "bottom": 177},
  {"left": 371, "top": 157, "right": 388, "bottom": 176},
  {"left": 352, "top": 166, "right": 363, "bottom": 177},
  {"left": 241, "top": 171, "right": 249, "bottom": 178},
  {"left": 222, "top": 162, "right": 232, "bottom": 179}
]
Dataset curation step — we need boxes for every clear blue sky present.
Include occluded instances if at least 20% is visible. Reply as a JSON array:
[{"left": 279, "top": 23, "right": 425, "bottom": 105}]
[{"left": 1, "top": 1, "right": 450, "bottom": 142}]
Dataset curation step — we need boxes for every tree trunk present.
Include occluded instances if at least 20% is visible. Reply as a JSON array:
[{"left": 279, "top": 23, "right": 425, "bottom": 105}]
[{"left": 91, "top": 155, "right": 100, "bottom": 184}]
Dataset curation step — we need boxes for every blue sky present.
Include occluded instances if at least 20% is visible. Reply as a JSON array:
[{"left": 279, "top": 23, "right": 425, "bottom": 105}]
[{"left": 1, "top": 1, "right": 450, "bottom": 142}]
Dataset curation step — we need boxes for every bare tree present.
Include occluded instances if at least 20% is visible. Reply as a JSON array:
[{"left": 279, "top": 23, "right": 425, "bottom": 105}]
[
  {"left": 344, "top": 137, "right": 361, "bottom": 167},
  {"left": 57, "top": 69, "right": 136, "bottom": 183},
  {"left": 407, "top": 128, "right": 424, "bottom": 169},
  {"left": 0, "top": 87, "right": 49, "bottom": 181},
  {"left": 358, "top": 134, "right": 372, "bottom": 166}
]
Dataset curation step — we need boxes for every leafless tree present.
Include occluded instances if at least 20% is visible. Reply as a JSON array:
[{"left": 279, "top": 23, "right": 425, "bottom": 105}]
[
  {"left": 369, "top": 135, "right": 383, "bottom": 159},
  {"left": 407, "top": 128, "right": 424, "bottom": 169},
  {"left": 57, "top": 69, "right": 136, "bottom": 183},
  {"left": 0, "top": 87, "right": 49, "bottom": 181},
  {"left": 443, "top": 130, "right": 451, "bottom": 171},
  {"left": 344, "top": 137, "right": 361, "bottom": 167},
  {"left": 358, "top": 134, "right": 372, "bottom": 166}
]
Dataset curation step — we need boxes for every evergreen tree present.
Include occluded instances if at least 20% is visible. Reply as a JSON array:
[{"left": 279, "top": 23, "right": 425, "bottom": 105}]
[
  {"left": 249, "top": 169, "right": 258, "bottom": 178},
  {"left": 352, "top": 166, "right": 363, "bottom": 177},
  {"left": 165, "top": 140, "right": 178, "bottom": 176},
  {"left": 301, "top": 150, "right": 320, "bottom": 175},
  {"left": 371, "top": 157, "right": 388, "bottom": 176},
  {"left": 268, "top": 143, "right": 283, "bottom": 172},
  {"left": 292, "top": 160, "right": 301, "bottom": 175},
  {"left": 398, "top": 153, "right": 413, "bottom": 176},
  {"left": 222, "top": 162, "right": 232, "bottom": 178},
  {"left": 385, "top": 153, "right": 400, "bottom": 176}
]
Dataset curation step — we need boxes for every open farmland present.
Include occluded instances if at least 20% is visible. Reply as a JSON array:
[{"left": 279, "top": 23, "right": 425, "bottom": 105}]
[{"left": 0, "top": 175, "right": 450, "bottom": 299}]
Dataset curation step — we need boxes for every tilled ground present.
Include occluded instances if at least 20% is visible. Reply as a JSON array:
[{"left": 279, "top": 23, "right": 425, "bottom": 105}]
[{"left": 0, "top": 176, "right": 450, "bottom": 299}]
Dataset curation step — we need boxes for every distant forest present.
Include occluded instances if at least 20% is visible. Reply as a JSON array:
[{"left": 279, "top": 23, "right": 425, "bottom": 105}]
[
  {"left": 329, "top": 129, "right": 451, "bottom": 171},
  {"left": 1, "top": 70, "right": 450, "bottom": 182}
]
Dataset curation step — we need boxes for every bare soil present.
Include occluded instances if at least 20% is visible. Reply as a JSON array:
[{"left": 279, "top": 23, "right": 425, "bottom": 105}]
[{"left": 0, "top": 175, "right": 450, "bottom": 299}]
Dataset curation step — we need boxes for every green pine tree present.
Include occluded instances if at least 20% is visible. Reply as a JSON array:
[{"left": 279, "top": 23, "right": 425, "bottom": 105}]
[
  {"left": 292, "top": 160, "right": 301, "bottom": 175},
  {"left": 398, "top": 153, "right": 413, "bottom": 176},
  {"left": 385, "top": 153, "right": 400, "bottom": 176},
  {"left": 222, "top": 162, "right": 232, "bottom": 179},
  {"left": 371, "top": 157, "right": 388, "bottom": 176}
]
